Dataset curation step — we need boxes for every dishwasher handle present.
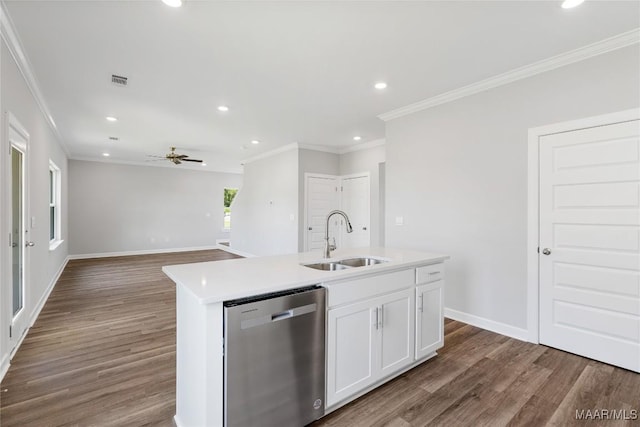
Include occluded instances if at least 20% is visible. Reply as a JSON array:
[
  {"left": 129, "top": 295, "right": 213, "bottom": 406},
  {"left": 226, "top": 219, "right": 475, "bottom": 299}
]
[
  {"left": 240, "top": 303, "right": 318, "bottom": 329},
  {"left": 271, "top": 310, "right": 293, "bottom": 322}
]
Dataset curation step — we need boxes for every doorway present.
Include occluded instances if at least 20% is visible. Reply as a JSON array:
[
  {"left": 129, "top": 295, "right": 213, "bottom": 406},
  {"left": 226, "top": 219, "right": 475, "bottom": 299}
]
[
  {"left": 304, "top": 173, "right": 370, "bottom": 252},
  {"left": 6, "top": 113, "right": 31, "bottom": 356},
  {"left": 528, "top": 109, "right": 640, "bottom": 373}
]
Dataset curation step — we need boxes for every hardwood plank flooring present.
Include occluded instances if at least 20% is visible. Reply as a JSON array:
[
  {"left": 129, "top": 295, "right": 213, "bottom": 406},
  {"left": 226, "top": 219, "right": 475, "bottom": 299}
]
[
  {"left": 2, "top": 250, "right": 639, "bottom": 426},
  {"left": 0, "top": 250, "right": 240, "bottom": 426}
]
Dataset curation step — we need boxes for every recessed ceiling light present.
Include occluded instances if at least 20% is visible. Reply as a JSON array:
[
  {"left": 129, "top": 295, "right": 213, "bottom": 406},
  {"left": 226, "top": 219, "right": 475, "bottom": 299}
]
[
  {"left": 251, "top": 140, "right": 260, "bottom": 145},
  {"left": 102, "top": 152, "right": 110, "bottom": 157},
  {"left": 105, "top": 116, "right": 118, "bottom": 122},
  {"left": 374, "top": 82, "right": 387, "bottom": 90},
  {"left": 202, "top": 163, "right": 207, "bottom": 167},
  {"left": 162, "top": 0, "right": 182, "bottom": 7},
  {"left": 217, "top": 105, "right": 229, "bottom": 112},
  {"left": 353, "top": 136, "right": 362, "bottom": 141},
  {"left": 561, "top": 0, "right": 584, "bottom": 8}
]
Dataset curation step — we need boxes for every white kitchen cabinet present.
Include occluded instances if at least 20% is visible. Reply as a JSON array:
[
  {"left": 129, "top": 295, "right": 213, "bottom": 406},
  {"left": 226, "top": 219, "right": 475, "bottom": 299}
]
[
  {"left": 326, "top": 288, "right": 414, "bottom": 408},
  {"left": 415, "top": 267, "right": 444, "bottom": 360}
]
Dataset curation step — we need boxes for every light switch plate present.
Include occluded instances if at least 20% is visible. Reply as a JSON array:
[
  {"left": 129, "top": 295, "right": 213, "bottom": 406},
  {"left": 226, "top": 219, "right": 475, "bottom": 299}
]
[{"left": 395, "top": 216, "right": 404, "bottom": 226}]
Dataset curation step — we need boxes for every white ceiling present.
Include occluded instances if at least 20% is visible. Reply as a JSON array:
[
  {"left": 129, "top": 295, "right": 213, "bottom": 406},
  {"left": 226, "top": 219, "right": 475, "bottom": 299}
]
[{"left": 3, "top": 1, "right": 639, "bottom": 173}]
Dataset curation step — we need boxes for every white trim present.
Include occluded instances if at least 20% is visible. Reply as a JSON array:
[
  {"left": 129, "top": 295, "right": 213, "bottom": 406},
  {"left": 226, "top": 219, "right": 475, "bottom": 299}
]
[
  {"left": 242, "top": 140, "right": 387, "bottom": 166},
  {"left": 49, "top": 239, "right": 64, "bottom": 252},
  {"left": 338, "top": 139, "right": 386, "bottom": 154},
  {"left": 444, "top": 307, "right": 529, "bottom": 342},
  {"left": 68, "top": 245, "right": 223, "bottom": 260},
  {"left": 0, "top": 3, "right": 69, "bottom": 155},
  {"left": 241, "top": 143, "right": 300, "bottom": 165},
  {"left": 0, "top": 353, "right": 9, "bottom": 382},
  {"left": 379, "top": 28, "right": 640, "bottom": 121},
  {"left": 173, "top": 415, "right": 184, "bottom": 427},
  {"left": 29, "top": 256, "right": 69, "bottom": 328},
  {"left": 526, "top": 108, "right": 640, "bottom": 344},
  {"left": 298, "top": 143, "right": 341, "bottom": 154}
]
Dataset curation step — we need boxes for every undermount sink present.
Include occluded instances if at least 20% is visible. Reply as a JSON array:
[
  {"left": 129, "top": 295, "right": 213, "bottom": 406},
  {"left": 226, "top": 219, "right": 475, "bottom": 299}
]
[
  {"left": 338, "top": 257, "right": 387, "bottom": 267},
  {"left": 304, "top": 262, "right": 351, "bottom": 271},
  {"left": 303, "top": 257, "right": 389, "bottom": 271}
]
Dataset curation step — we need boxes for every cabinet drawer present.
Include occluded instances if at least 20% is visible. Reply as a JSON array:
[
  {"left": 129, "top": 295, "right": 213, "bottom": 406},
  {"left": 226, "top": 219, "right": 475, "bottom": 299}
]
[
  {"left": 416, "top": 263, "right": 445, "bottom": 284},
  {"left": 327, "top": 269, "right": 414, "bottom": 308}
]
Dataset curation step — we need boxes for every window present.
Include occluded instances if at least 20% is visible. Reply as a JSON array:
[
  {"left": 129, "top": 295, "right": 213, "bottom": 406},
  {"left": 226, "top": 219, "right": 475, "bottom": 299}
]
[
  {"left": 223, "top": 188, "right": 238, "bottom": 230},
  {"left": 49, "top": 160, "right": 62, "bottom": 249}
]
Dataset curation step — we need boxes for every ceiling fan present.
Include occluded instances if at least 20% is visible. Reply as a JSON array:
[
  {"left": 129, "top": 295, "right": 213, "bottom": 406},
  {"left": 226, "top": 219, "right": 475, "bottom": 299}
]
[{"left": 149, "top": 147, "right": 204, "bottom": 165}]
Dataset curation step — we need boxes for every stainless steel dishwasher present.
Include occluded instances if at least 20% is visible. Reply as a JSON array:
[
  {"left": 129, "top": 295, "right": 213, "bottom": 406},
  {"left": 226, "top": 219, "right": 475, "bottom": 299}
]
[{"left": 223, "top": 285, "right": 325, "bottom": 427}]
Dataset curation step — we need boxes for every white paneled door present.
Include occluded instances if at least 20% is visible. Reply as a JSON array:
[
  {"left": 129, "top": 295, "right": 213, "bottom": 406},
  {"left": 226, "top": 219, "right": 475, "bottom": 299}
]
[
  {"left": 539, "top": 119, "right": 640, "bottom": 372},
  {"left": 305, "top": 175, "right": 339, "bottom": 251}
]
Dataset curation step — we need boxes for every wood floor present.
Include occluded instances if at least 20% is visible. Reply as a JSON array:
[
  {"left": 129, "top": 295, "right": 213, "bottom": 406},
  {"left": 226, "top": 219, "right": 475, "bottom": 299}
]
[{"left": 1, "top": 249, "right": 638, "bottom": 426}]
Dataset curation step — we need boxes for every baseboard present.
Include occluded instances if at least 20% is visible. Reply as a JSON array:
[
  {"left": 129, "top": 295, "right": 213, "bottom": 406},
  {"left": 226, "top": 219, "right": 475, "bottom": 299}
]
[
  {"left": 30, "top": 256, "right": 70, "bottom": 328},
  {"left": 68, "top": 245, "right": 222, "bottom": 260},
  {"left": 0, "top": 353, "right": 9, "bottom": 382},
  {"left": 444, "top": 307, "right": 529, "bottom": 342},
  {"left": 217, "top": 244, "right": 256, "bottom": 258}
]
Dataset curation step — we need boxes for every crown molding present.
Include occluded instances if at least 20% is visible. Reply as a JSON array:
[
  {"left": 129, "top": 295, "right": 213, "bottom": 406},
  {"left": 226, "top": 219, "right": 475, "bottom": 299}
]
[
  {"left": 0, "top": 2, "right": 69, "bottom": 155},
  {"left": 339, "top": 138, "right": 385, "bottom": 154},
  {"left": 379, "top": 28, "right": 640, "bottom": 122},
  {"left": 297, "top": 143, "right": 341, "bottom": 154},
  {"left": 241, "top": 142, "right": 300, "bottom": 165}
]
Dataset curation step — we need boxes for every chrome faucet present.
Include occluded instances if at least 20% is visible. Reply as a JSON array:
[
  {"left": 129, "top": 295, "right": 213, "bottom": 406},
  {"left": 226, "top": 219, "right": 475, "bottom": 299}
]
[{"left": 324, "top": 210, "right": 353, "bottom": 258}]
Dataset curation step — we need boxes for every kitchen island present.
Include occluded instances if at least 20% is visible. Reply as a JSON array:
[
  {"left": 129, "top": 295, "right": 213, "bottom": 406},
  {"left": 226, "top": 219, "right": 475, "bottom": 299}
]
[{"left": 163, "top": 247, "right": 449, "bottom": 427}]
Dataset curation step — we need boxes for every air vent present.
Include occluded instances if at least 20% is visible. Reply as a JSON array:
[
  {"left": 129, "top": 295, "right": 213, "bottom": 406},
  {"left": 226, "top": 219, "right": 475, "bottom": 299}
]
[
  {"left": 108, "top": 136, "right": 119, "bottom": 141},
  {"left": 111, "top": 74, "right": 128, "bottom": 86}
]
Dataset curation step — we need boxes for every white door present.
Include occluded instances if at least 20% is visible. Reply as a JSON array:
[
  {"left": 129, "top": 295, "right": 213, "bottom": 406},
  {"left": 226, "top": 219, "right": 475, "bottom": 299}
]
[
  {"left": 305, "top": 175, "right": 339, "bottom": 251},
  {"left": 539, "top": 119, "right": 640, "bottom": 373},
  {"left": 340, "top": 174, "right": 370, "bottom": 248},
  {"left": 415, "top": 281, "right": 444, "bottom": 360},
  {"left": 378, "top": 289, "right": 414, "bottom": 377},
  {"left": 6, "top": 114, "right": 31, "bottom": 354},
  {"left": 326, "top": 300, "right": 377, "bottom": 408}
]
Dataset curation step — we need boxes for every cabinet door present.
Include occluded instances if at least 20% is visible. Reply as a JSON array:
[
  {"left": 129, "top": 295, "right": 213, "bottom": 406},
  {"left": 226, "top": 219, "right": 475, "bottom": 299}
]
[
  {"left": 415, "top": 281, "right": 444, "bottom": 360},
  {"left": 326, "top": 299, "right": 377, "bottom": 408},
  {"left": 378, "top": 288, "right": 415, "bottom": 378}
]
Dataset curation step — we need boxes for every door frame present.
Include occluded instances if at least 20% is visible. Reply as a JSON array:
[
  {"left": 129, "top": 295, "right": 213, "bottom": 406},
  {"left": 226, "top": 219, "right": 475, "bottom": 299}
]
[
  {"left": 4, "top": 111, "right": 31, "bottom": 356},
  {"left": 526, "top": 108, "right": 640, "bottom": 344}
]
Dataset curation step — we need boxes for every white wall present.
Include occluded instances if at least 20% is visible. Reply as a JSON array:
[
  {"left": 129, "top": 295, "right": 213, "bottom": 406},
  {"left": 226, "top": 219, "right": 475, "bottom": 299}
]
[
  {"left": 230, "top": 148, "right": 299, "bottom": 256},
  {"left": 385, "top": 46, "right": 640, "bottom": 331},
  {"left": 68, "top": 160, "right": 242, "bottom": 256},
  {"left": 1, "top": 40, "right": 69, "bottom": 375},
  {"left": 340, "top": 144, "right": 385, "bottom": 247}
]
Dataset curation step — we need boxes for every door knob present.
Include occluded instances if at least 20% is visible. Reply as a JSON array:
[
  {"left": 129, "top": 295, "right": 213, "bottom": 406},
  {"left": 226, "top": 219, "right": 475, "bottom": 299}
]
[
  {"left": 308, "top": 227, "right": 312, "bottom": 231},
  {"left": 542, "top": 248, "right": 551, "bottom": 255},
  {"left": 26, "top": 241, "right": 35, "bottom": 247}
]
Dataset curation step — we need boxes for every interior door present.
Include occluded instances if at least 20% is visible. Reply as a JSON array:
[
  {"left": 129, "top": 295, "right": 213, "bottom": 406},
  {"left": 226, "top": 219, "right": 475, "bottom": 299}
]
[
  {"left": 7, "top": 114, "right": 31, "bottom": 354},
  {"left": 340, "top": 174, "right": 370, "bottom": 248},
  {"left": 539, "top": 119, "right": 640, "bottom": 372},
  {"left": 305, "top": 175, "right": 339, "bottom": 251}
]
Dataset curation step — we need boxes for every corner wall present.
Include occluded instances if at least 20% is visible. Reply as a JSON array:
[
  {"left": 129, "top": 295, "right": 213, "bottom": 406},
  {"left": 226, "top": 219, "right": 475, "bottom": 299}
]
[
  {"left": 385, "top": 46, "right": 640, "bottom": 331},
  {"left": 230, "top": 148, "right": 299, "bottom": 256}
]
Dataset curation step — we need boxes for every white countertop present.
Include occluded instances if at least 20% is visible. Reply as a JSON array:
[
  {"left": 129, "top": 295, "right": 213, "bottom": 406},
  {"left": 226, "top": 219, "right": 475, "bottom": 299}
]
[{"left": 162, "top": 247, "right": 449, "bottom": 304}]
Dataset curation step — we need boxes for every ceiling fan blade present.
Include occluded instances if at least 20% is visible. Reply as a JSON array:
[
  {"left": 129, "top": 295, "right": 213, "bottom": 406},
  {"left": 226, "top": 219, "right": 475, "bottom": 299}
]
[
  {"left": 181, "top": 158, "right": 203, "bottom": 163},
  {"left": 173, "top": 159, "right": 182, "bottom": 165}
]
